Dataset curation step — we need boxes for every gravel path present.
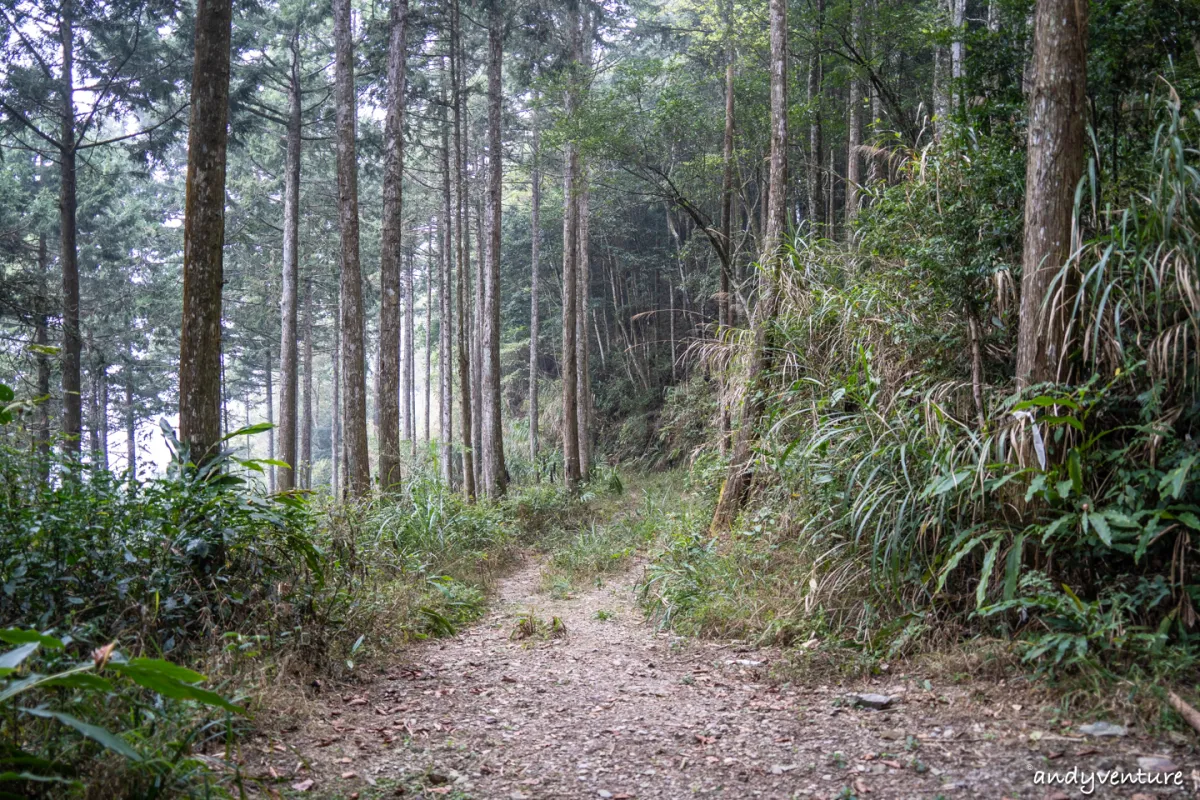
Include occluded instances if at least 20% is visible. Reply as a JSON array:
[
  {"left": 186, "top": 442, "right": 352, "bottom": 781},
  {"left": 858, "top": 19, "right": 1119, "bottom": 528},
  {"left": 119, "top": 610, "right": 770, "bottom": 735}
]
[{"left": 257, "top": 527, "right": 1197, "bottom": 798}]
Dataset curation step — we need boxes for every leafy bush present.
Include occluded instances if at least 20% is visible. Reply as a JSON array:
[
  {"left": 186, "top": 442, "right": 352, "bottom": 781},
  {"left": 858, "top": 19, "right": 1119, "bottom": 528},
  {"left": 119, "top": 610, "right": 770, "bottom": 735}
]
[
  {"left": 0, "top": 629, "right": 243, "bottom": 798},
  {"left": 0, "top": 421, "right": 318, "bottom": 659}
]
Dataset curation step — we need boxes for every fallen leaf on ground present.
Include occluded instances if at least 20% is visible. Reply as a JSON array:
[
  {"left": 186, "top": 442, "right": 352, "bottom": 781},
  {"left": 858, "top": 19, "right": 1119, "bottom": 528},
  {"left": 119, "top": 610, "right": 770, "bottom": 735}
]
[{"left": 291, "top": 779, "right": 314, "bottom": 792}]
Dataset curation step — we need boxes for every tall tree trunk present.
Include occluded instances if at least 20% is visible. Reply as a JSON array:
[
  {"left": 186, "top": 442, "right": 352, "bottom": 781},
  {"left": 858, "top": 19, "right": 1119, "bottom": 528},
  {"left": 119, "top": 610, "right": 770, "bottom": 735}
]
[
  {"left": 1015, "top": 0, "right": 1088, "bottom": 386},
  {"left": 472, "top": 186, "right": 484, "bottom": 491},
  {"left": 711, "top": 0, "right": 787, "bottom": 533},
  {"left": 125, "top": 353, "right": 136, "bottom": 477},
  {"left": 404, "top": 248, "right": 415, "bottom": 450},
  {"left": 301, "top": 278, "right": 313, "bottom": 489},
  {"left": 221, "top": 353, "right": 228, "bottom": 436},
  {"left": 265, "top": 346, "right": 275, "bottom": 491},
  {"left": 425, "top": 227, "right": 433, "bottom": 444},
  {"left": 377, "top": 0, "right": 409, "bottom": 489},
  {"left": 451, "top": 0, "right": 474, "bottom": 499},
  {"left": 59, "top": 0, "right": 82, "bottom": 458},
  {"left": 576, "top": 170, "right": 592, "bottom": 481},
  {"left": 718, "top": 0, "right": 736, "bottom": 453},
  {"left": 480, "top": 3, "right": 507, "bottom": 497},
  {"left": 951, "top": 0, "right": 965, "bottom": 111},
  {"left": 99, "top": 363, "right": 108, "bottom": 465},
  {"left": 332, "top": 289, "right": 342, "bottom": 496},
  {"left": 807, "top": 0, "right": 825, "bottom": 233},
  {"left": 561, "top": 0, "right": 582, "bottom": 490},
  {"left": 179, "top": 0, "right": 232, "bottom": 465},
  {"left": 720, "top": 0, "right": 736, "bottom": 322},
  {"left": 845, "top": 0, "right": 862, "bottom": 235},
  {"left": 933, "top": 0, "right": 951, "bottom": 135},
  {"left": 33, "top": 234, "right": 51, "bottom": 479},
  {"left": 439, "top": 74, "right": 455, "bottom": 486},
  {"left": 278, "top": 32, "right": 302, "bottom": 492},
  {"left": 333, "top": 0, "right": 371, "bottom": 495},
  {"left": 529, "top": 96, "right": 541, "bottom": 479}
]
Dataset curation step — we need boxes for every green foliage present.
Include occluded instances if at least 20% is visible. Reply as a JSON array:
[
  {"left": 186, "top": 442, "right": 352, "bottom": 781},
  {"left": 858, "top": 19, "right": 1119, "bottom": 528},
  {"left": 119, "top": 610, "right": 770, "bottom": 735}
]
[
  {"left": 0, "top": 422, "right": 318, "bottom": 657},
  {"left": 644, "top": 97, "right": 1200, "bottom": 690},
  {"left": 0, "top": 629, "right": 243, "bottom": 798}
]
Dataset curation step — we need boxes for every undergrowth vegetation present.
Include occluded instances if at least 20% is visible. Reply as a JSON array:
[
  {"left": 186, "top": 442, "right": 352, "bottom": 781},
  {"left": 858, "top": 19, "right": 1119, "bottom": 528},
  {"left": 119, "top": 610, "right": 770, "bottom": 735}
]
[
  {"left": 641, "top": 98, "right": 1200, "bottom": 714},
  {"left": 0, "top": 412, "right": 596, "bottom": 797}
]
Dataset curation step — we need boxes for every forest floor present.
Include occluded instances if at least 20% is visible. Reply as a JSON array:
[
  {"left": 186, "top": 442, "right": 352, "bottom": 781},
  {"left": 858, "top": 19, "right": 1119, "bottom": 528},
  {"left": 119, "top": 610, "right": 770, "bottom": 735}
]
[{"left": 252, "top": 487, "right": 1199, "bottom": 799}]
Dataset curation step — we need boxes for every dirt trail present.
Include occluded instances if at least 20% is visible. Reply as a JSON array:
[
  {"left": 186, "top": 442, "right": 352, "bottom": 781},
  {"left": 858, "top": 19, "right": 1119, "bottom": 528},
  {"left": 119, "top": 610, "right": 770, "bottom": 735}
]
[{"left": 260, "top": 513, "right": 1197, "bottom": 798}]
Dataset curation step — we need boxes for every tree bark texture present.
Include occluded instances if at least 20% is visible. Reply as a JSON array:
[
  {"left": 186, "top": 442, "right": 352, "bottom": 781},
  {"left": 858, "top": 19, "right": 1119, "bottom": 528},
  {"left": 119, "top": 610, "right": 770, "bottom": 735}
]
[
  {"left": 1015, "top": 0, "right": 1088, "bottom": 386},
  {"left": 807, "top": 0, "right": 824, "bottom": 233},
  {"left": 377, "top": 0, "right": 409, "bottom": 489},
  {"left": 178, "top": 0, "right": 232, "bottom": 465},
  {"left": 59, "top": 0, "right": 82, "bottom": 457},
  {"left": 333, "top": 0, "right": 371, "bottom": 495},
  {"left": 529, "top": 98, "right": 541, "bottom": 478},
  {"left": 439, "top": 74, "right": 455, "bottom": 486},
  {"left": 481, "top": 4, "right": 507, "bottom": 497},
  {"left": 301, "top": 278, "right": 314, "bottom": 489},
  {"left": 561, "top": 0, "right": 583, "bottom": 491},
  {"left": 277, "top": 33, "right": 302, "bottom": 492}
]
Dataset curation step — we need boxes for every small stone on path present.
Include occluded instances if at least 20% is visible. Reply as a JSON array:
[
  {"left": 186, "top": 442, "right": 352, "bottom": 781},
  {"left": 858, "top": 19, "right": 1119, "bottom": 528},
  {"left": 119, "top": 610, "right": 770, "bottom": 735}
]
[
  {"left": 1078, "top": 721, "right": 1127, "bottom": 737},
  {"left": 847, "top": 693, "right": 893, "bottom": 710},
  {"left": 1137, "top": 755, "right": 1179, "bottom": 773}
]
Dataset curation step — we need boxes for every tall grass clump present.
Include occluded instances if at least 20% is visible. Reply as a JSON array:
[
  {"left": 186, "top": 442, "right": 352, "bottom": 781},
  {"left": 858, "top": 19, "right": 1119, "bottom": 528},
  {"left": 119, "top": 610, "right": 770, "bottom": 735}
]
[{"left": 645, "top": 98, "right": 1200, "bottom": 690}]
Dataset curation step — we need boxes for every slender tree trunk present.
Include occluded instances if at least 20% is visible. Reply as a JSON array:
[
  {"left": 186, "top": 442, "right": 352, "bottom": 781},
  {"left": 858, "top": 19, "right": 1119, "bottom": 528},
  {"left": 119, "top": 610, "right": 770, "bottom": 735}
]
[
  {"left": 265, "top": 346, "right": 275, "bottom": 491},
  {"left": 301, "top": 278, "right": 313, "bottom": 489},
  {"left": 845, "top": 0, "right": 862, "bottom": 235},
  {"left": 808, "top": 0, "right": 825, "bottom": 233},
  {"left": 576, "top": 9, "right": 595, "bottom": 482},
  {"left": 99, "top": 364, "right": 108, "bottom": 465},
  {"left": 711, "top": 0, "right": 787, "bottom": 533},
  {"left": 404, "top": 248, "right": 415, "bottom": 451},
  {"left": 827, "top": 145, "right": 835, "bottom": 234},
  {"left": 968, "top": 310, "right": 986, "bottom": 426},
  {"left": 472, "top": 188, "right": 484, "bottom": 491},
  {"left": 332, "top": 289, "right": 342, "bottom": 496},
  {"left": 87, "top": 339, "right": 103, "bottom": 464},
  {"left": 33, "top": 234, "right": 51, "bottom": 478},
  {"left": 670, "top": 278, "right": 677, "bottom": 382},
  {"left": 376, "top": 0, "right": 409, "bottom": 489},
  {"left": 561, "top": 0, "right": 582, "bottom": 490},
  {"left": 529, "top": 96, "right": 541, "bottom": 479},
  {"left": 480, "top": 3, "right": 508, "bottom": 497},
  {"left": 439, "top": 73, "right": 455, "bottom": 486},
  {"left": 425, "top": 227, "right": 433, "bottom": 444},
  {"left": 1016, "top": 0, "right": 1088, "bottom": 386},
  {"left": 451, "top": 0, "right": 475, "bottom": 501},
  {"left": 277, "top": 33, "right": 302, "bottom": 491},
  {"left": 720, "top": 0, "right": 735, "bottom": 323},
  {"left": 221, "top": 354, "right": 228, "bottom": 436},
  {"left": 933, "top": 0, "right": 951, "bottom": 134},
  {"left": 951, "top": 0, "right": 965, "bottom": 111},
  {"left": 718, "top": 0, "right": 736, "bottom": 451},
  {"left": 333, "top": 0, "right": 371, "bottom": 495},
  {"left": 576, "top": 170, "right": 592, "bottom": 480},
  {"left": 179, "top": 0, "right": 232, "bottom": 465},
  {"left": 59, "top": 0, "right": 82, "bottom": 458},
  {"left": 125, "top": 355, "right": 136, "bottom": 477}
]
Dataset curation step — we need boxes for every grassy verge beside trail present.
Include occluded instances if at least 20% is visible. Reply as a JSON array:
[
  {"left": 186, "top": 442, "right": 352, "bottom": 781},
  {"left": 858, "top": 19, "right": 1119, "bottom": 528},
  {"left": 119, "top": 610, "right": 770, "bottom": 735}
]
[
  {"left": 0, "top": 430, "right": 616, "bottom": 798},
  {"left": 535, "top": 470, "right": 698, "bottom": 599}
]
